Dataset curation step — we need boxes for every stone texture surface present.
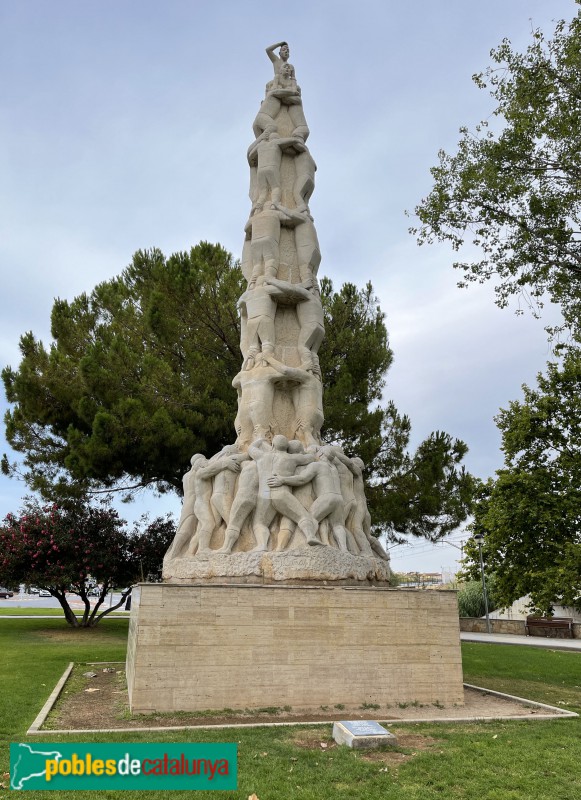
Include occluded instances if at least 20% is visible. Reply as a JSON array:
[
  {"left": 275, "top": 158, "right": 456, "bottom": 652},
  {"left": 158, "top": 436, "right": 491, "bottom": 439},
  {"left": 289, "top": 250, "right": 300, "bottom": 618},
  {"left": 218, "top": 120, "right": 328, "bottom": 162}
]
[
  {"left": 164, "top": 547, "right": 391, "bottom": 584},
  {"left": 126, "top": 584, "right": 464, "bottom": 713},
  {"left": 163, "top": 42, "right": 390, "bottom": 582}
]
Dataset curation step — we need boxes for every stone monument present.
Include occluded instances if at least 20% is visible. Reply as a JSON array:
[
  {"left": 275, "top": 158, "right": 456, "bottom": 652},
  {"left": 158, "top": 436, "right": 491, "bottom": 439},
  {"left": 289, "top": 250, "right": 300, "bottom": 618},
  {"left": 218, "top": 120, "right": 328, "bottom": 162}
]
[
  {"left": 126, "top": 43, "right": 464, "bottom": 714},
  {"left": 162, "top": 40, "right": 391, "bottom": 586}
]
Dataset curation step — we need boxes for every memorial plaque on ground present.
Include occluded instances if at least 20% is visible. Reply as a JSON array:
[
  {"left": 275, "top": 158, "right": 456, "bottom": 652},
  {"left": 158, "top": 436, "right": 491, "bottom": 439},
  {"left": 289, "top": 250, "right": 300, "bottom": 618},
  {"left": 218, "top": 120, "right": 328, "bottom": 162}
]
[
  {"left": 332, "top": 720, "right": 398, "bottom": 749},
  {"left": 341, "top": 720, "right": 388, "bottom": 736}
]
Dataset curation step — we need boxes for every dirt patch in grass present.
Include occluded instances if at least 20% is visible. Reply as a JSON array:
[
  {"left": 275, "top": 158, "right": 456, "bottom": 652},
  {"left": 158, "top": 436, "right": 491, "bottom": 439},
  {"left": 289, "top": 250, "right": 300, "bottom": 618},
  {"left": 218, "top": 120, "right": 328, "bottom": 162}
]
[
  {"left": 43, "top": 664, "right": 574, "bottom": 732},
  {"left": 290, "top": 728, "right": 443, "bottom": 767},
  {"left": 291, "top": 729, "right": 338, "bottom": 750},
  {"left": 359, "top": 733, "right": 443, "bottom": 764}
]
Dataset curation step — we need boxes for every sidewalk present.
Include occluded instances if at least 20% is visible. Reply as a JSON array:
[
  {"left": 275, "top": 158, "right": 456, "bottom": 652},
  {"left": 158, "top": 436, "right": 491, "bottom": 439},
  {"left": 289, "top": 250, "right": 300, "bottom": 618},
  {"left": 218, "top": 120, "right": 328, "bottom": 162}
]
[{"left": 461, "top": 631, "right": 581, "bottom": 652}]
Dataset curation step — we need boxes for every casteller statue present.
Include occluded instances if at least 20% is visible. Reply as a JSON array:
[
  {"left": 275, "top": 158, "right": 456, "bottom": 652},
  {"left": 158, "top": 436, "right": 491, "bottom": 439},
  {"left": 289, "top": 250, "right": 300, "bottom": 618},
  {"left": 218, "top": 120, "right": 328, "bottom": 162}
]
[{"left": 163, "top": 42, "right": 391, "bottom": 586}]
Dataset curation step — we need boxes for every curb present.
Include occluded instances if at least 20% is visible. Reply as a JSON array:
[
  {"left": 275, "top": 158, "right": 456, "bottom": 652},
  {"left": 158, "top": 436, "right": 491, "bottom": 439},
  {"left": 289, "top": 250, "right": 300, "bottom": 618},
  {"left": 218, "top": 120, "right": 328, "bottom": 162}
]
[
  {"left": 27, "top": 662, "right": 74, "bottom": 734},
  {"left": 26, "top": 668, "right": 578, "bottom": 735}
]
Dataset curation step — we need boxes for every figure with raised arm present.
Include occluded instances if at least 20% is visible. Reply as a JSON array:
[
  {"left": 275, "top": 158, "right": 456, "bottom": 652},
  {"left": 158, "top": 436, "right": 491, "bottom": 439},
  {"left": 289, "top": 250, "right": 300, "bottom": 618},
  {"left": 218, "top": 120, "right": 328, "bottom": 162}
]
[
  {"left": 266, "top": 41, "right": 293, "bottom": 79},
  {"left": 259, "top": 41, "right": 309, "bottom": 140}
]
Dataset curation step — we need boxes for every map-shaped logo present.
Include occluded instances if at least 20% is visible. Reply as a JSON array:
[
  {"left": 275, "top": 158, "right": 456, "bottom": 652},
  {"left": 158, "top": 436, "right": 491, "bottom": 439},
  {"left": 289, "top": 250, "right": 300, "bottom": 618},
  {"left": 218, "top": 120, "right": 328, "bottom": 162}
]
[{"left": 11, "top": 743, "right": 64, "bottom": 790}]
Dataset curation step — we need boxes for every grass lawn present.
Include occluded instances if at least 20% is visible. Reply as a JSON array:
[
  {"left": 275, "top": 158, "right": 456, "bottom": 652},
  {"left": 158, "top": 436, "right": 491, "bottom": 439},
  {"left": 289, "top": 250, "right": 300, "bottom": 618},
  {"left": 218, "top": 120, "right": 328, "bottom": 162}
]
[{"left": 0, "top": 619, "right": 580, "bottom": 799}]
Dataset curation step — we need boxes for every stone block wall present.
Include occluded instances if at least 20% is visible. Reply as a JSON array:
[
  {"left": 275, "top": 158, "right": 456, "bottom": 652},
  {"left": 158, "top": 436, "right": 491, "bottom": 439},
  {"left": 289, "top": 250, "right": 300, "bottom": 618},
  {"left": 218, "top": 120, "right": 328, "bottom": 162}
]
[
  {"left": 127, "top": 584, "right": 464, "bottom": 713},
  {"left": 459, "top": 618, "right": 526, "bottom": 635},
  {"left": 460, "top": 617, "right": 581, "bottom": 638}
]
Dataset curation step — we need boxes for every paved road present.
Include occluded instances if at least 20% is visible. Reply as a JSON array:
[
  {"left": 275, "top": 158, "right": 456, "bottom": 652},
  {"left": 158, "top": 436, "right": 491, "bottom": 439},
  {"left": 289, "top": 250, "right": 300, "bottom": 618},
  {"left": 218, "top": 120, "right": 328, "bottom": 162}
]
[
  {"left": 0, "top": 592, "right": 128, "bottom": 610},
  {"left": 461, "top": 631, "right": 581, "bottom": 652},
  {"left": 0, "top": 614, "right": 128, "bottom": 619}
]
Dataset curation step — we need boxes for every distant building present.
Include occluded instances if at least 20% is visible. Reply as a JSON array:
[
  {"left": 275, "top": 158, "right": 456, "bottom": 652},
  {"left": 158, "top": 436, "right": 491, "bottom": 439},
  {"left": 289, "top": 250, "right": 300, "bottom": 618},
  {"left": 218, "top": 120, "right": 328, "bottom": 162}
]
[
  {"left": 490, "top": 596, "right": 581, "bottom": 622},
  {"left": 398, "top": 572, "right": 443, "bottom": 588}
]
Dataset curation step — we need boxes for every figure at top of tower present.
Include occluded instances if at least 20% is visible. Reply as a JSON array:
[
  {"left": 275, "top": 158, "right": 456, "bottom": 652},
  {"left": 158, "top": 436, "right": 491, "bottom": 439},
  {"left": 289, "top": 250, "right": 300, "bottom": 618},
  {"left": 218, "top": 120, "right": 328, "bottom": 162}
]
[
  {"left": 253, "top": 41, "right": 309, "bottom": 142},
  {"left": 266, "top": 41, "right": 295, "bottom": 79}
]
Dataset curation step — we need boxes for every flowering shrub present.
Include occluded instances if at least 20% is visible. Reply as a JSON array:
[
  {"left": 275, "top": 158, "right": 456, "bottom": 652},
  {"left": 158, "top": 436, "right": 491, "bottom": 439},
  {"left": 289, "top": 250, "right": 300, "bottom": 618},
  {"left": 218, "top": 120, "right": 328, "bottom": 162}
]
[{"left": 0, "top": 502, "right": 175, "bottom": 626}]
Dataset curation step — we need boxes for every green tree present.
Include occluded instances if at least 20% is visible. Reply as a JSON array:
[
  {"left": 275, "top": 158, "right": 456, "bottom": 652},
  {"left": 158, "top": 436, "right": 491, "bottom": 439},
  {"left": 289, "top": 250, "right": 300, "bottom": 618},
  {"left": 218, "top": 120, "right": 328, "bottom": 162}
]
[
  {"left": 412, "top": 9, "right": 581, "bottom": 336},
  {"left": 3, "top": 243, "right": 473, "bottom": 543},
  {"left": 3, "top": 243, "right": 242, "bottom": 500},
  {"left": 129, "top": 515, "right": 177, "bottom": 582},
  {"left": 464, "top": 348, "right": 581, "bottom": 615},
  {"left": 0, "top": 501, "right": 174, "bottom": 626}
]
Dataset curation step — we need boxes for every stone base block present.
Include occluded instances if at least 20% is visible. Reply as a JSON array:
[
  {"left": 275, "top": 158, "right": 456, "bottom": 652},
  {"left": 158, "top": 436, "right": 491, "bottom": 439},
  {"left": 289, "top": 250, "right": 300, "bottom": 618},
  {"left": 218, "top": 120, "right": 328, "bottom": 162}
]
[
  {"left": 126, "top": 584, "right": 463, "bottom": 713},
  {"left": 163, "top": 547, "right": 391, "bottom": 585}
]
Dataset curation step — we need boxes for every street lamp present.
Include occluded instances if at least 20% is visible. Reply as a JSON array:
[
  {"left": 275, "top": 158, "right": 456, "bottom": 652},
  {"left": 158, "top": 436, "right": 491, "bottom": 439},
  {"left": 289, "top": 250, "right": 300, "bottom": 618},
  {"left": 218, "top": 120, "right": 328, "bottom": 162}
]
[{"left": 473, "top": 533, "right": 491, "bottom": 634}]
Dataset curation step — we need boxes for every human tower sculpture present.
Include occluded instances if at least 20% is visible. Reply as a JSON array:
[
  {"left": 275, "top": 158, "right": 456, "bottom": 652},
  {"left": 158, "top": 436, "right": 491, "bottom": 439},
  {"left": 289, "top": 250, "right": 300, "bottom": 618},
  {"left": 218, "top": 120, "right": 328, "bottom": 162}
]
[{"left": 163, "top": 43, "right": 390, "bottom": 583}]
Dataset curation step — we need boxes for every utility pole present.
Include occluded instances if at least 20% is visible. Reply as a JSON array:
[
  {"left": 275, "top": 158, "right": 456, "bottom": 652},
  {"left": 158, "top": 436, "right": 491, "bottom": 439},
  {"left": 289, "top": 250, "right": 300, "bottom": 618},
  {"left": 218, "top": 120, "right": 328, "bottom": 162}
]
[{"left": 474, "top": 533, "right": 491, "bottom": 634}]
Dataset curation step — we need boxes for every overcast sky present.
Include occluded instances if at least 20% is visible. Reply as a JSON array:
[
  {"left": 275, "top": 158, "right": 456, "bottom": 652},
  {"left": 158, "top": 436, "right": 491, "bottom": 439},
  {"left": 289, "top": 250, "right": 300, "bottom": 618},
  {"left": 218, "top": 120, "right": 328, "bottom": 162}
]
[{"left": 0, "top": 0, "right": 575, "bottom": 574}]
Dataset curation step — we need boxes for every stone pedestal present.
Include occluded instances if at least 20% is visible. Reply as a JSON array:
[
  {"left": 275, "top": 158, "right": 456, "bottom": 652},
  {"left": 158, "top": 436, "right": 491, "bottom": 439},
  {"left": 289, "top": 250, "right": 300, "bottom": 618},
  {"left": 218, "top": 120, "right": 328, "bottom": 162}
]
[
  {"left": 164, "top": 547, "right": 391, "bottom": 585},
  {"left": 126, "top": 583, "right": 464, "bottom": 713}
]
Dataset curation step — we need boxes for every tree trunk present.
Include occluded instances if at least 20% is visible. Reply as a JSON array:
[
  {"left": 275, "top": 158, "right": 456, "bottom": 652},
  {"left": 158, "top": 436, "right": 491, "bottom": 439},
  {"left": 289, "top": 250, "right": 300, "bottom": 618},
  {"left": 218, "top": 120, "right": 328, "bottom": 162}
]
[{"left": 53, "top": 590, "right": 79, "bottom": 627}]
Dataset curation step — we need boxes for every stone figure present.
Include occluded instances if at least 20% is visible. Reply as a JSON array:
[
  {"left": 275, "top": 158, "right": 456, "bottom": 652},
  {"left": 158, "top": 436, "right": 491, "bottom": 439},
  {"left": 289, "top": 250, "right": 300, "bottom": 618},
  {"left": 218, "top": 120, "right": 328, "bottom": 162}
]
[
  {"left": 264, "top": 276, "right": 324, "bottom": 373},
  {"left": 271, "top": 62, "right": 298, "bottom": 95},
  {"left": 241, "top": 229, "right": 253, "bottom": 284},
  {"left": 209, "top": 445, "right": 249, "bottom": 531},
  {"left": 245, "top": 204, "right": 307, "bottom": 288},
  {"left": 164, "top": 453, "right": 204, "bottom": 560},
  {"left": 324, "top": 447, "right": 373, "bottom": 556},
  {"left": 247, "top": 129, "right": 306, "bottom": 212},
  {"left": 249, "top": 434, "right": 318, "bottom": 550},
  {"left": 350, "top": 457, "right": 390, "bottom": 561},
  {"left": 237, "top": 276, "right": 279, "bottom": 366},
  {"left": 293, "top": 149, "right": 317, "bottom": 214},
  {"left": 165, "top": 452, "right": 243, "bottom": 559},
  {"left": 256, "top": 41, "right": 309, "bottom": 141},
  {"left": 266, "top": 41, "right": 294, "bottom": 80},
  {"left": 245, "top": 208, "right": 286, "bottom": 287},
  {"left": 295, "top": 213, "right": 321, "bottom": 283},
  {"left": 216, "top": 458, "right": 260, "bottom": 554},
  {"left": 267, "top": 447, "right": 350, "bottom": 551},
  {"left": 253, "top": 44, "right": 300, "bottom": 139},
  {"left": 232, "top": 361, "right": 281, "bottom": 443},
  {"left": 265, "top": 355, "right": 323, "bottom": 447},
  {"left": 185, "top": 453, "right": 244, "bottom": 556},
  {"left": 252, "top": 93, "right": 283, "bottom": 140},
  {"left": 275, "top": 439, "right": 310, "bottom": 550},
  {"left": 164, "top": 41, "right": 390, "bottom": 584}
]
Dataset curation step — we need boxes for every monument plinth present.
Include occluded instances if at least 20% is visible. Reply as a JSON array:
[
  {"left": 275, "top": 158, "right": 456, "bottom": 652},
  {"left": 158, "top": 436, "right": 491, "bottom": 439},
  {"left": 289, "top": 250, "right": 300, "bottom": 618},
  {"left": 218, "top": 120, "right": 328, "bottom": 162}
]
[{"left": 127, "top": 43, "right": 463, "bottom": 714}]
